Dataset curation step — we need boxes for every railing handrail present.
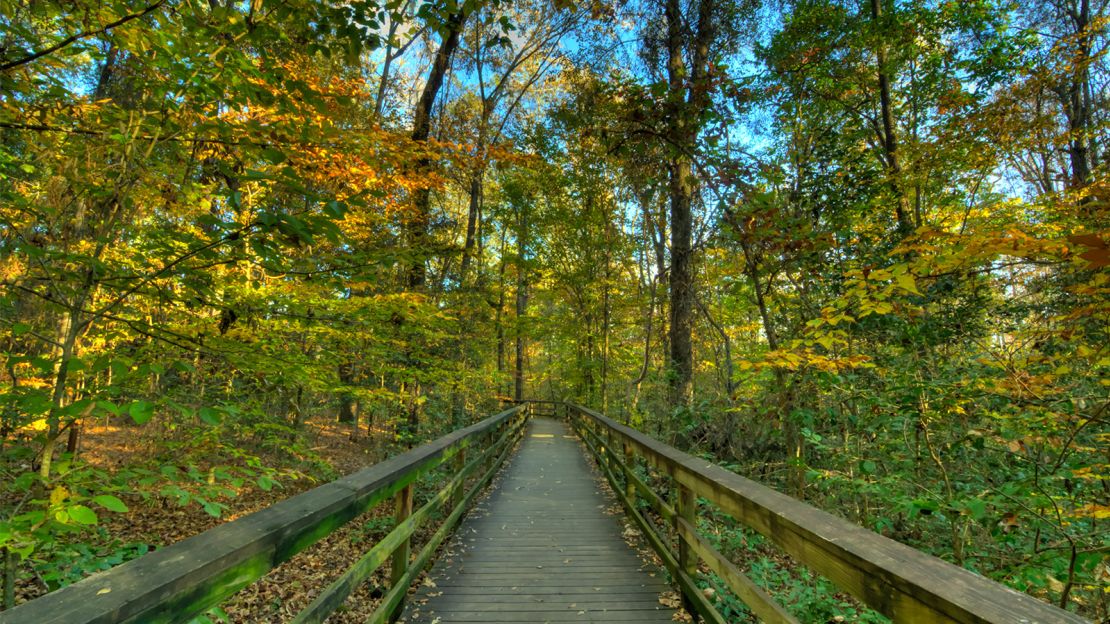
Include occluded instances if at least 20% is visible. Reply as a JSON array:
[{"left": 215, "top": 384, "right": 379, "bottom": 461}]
[
  {"left": 2, "top": 406, "right": 526, "bottom": 624},
  {"left": 567, "top": 403, "right": 1088, "bottom": 624}
]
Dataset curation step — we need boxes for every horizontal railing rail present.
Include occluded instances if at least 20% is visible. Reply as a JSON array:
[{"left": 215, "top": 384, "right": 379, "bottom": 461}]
[
  {"left": 567, "top": 403, "right": 1088, "bottom": 624},
  {"left": 501, "top": 398, "right": 565, "bottom": 419},
  {"left": 2, "top": 406, "right": 528, "bottom": 624}
]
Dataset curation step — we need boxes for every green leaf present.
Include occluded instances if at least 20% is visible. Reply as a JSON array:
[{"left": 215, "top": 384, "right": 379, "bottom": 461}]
[
  {"left": 261, "top": 147, "right": 286, "bottom": 164},
  {"left": 68, "top": 505, "right": 98, "bottom": 525},
  {"left": 93, "top": 495, "right": 129, "bottom": 513},
  {"left": 97, "top": 400, "right": 122, "bottom": 416},
  {"left": 961, "top": 499, "right": 987, "bottom": 520},
  {"left": 201, "top": 500, "right": 224, "bottom": 518},
  {"left": 198, "top": 407, "right": 221, "bottom": 425},
  {"left": 129, "top": 400, "right": 154, "bottom": 425},
  {"left": 11, "top": 322, "right": 31, "bottom": 336}
]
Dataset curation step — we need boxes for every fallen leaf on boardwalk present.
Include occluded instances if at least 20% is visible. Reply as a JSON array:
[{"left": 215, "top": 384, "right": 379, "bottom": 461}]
[{"left": 659, "top": 591, "right": 682, "bottom": 608}]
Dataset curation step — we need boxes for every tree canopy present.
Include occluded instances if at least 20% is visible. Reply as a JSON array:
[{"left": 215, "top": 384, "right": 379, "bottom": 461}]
[{"left": 1, "top": 0, "right": 1107, "bottom": 618}]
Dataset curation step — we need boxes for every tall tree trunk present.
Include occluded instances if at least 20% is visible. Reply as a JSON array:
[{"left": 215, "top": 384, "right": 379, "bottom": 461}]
[
  {"left": 870, "top": 0, "right": 915, "bottom": 235},
  {"left": 663, "top": 0, "right": 715, "bottom": 409},
  {"left": 401, "top": 12, "right": 469, "bottom": 440},
  {"left": 1063, "top": 0, "right": 1094, "bottom": 189},
  {"left": 495, "top": 232, "right": 507, "bottom": 392},
  {"left": 665, "top": 0, "right": 695, "bottom": 409},
  {"left": 601, "top": 223, "right": 612, "bottom": 412},
  {"left": 514, "top": 208, "right": 528, "bottom": 402},
  {"left": 408, "top": 9, "right": 468, "bottom": 288}
]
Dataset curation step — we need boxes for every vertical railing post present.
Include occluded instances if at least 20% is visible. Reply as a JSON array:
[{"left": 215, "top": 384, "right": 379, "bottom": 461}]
[
  {"left": 452, "top": 447, "right": 467, "bottom": 509},
  {"left": 676, "top": 482, "right": 697, "bottom": 575},
  {"left": 604, "top": 425, "right": 615, "bottom": 474},
  {"left": 676, "top": 477, "right": 698, "bottom": 616},
  {"left": 389, "top": 483, "right": 414, "bottom": 620},
  {"left": 482, "top": 427, "right": 494, "bottom": 472},
  {"left": 623, "top": 440, "right": 636, "bottom": 503}
]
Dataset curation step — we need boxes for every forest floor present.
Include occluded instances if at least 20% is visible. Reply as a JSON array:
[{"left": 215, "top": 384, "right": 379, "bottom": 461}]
[{"left": 10, "top": 418, "right": 417, "bottom": 622}]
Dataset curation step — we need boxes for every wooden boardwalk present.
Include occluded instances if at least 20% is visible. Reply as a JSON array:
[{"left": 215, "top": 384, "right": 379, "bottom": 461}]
[{"left": 402, "top": 417, "right": 677, "bottom": 623}]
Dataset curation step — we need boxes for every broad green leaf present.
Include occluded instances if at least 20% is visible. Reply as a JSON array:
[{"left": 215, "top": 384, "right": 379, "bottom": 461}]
[
  {"left": 199, "top": 407, "right": 221, "bottom": 425},
  {"left": 93, "top": 495, "right": 129, "bottom": 513},
  {"left": 129, "top": 400, "right": 154, "bottom": 425},
  {"left": 68, "top": 505, "right": 98, "bottom": 525}
]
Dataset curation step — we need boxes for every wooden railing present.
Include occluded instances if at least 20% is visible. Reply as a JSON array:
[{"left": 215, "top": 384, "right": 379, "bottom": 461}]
[
  {"left": 1, "top": 406, "right": 528, "bottom": 624},
  {"left": 501, "top": 398, "right": 565, "bottom": 419},
  {"left": 567, "top": 403, "right": 1088, "bottom": 624}
]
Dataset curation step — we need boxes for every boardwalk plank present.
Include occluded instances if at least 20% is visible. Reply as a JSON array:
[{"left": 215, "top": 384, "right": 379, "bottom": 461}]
[{"left": 400, "top": 418, "right": 677, "bottom": 624}]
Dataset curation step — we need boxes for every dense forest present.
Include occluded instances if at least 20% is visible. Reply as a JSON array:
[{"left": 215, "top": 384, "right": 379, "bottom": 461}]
[{"left": 1, "top": 0, "right": 1107, "bottom": 619}]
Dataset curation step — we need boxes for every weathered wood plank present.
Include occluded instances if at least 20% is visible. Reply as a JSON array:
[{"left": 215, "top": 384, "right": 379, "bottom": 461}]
[
  {"left": 407, "top": 608, "right": 675, "bottom": 622},
  {"left": 421, "top": 581, "right": 670, "bottom": 590},
  {"left": 402, "top": 418, "right": 676, "bottom": 624},
  {"left": 0, "top": 407, "right": 524, "bottom": 624},
  {"left": 570, "top": 404, "right": 1090, "bottom": 624}
]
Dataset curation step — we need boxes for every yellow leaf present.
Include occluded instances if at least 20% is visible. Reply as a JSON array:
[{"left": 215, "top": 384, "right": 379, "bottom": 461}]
[
  {"left": 895, "top": 272, "right": 921, "bottom": 295},
  {"left": 50, "top": 486, "right": 68, "bottom": 506}
]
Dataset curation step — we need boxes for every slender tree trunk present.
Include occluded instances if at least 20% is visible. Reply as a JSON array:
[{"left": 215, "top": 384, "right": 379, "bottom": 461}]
[
  {"left": 291, "top": 386, "right": 305, "bottom": 429},
  {"left": 408, "top": 9, "right": 468, "bottom": 288},
  {"left": 870, "top": 0, "right": 914, "bottom": 235},
  {"left": 337, "top": 362, "right": 358, "bottom": 424},
  {"left": 93, "top": 44, "right": 118, "bottom": 100},
  {"left": 42, "top": 295, "right": 87, "bottom": 479},
  {"left": 647, "top": 201, "right": 669, "bottom": 364},
  {"left": 406, "top": 382, "right": 420, "bottom": 447},
  {"left": 460, "top": 171, "right": 483, "bottom": 282},
  {"left": 514, "top": 209, "right": 528, "bottom": 402},
  {"left": 495, "top": 233, "right": 507, "bottom": 391},
  {"left": 374, "top": 46, "right": 396, "bottom": 118},
  {"left": 1063, "top": 0, "right": 1093, "bottom": 189},
  {"left": 736, "top": 235, "right": 805, "bottom": 497},
  {"left": 601, "top": 224, "right": 612, "bottom": 412}
]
